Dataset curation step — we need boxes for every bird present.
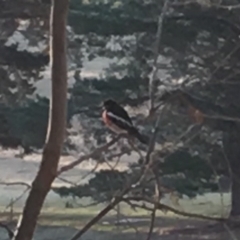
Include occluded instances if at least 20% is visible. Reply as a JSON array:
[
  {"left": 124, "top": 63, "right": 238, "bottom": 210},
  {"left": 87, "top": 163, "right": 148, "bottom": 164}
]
[{"left": 102, "top": 99, "right": 149, "bottom": 144}]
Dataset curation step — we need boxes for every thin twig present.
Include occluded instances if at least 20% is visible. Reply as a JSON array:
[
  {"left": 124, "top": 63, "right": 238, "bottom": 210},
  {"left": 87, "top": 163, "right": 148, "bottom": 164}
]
[
  {"left": 4, "top": 188, "right": 30, "bottom": 211},
  {"left": 132, "top": 114, "right": 162, "bottom": 189},
  {"left": 146, "top": 114, "right": 162, "bottom": 164},
  {"left": 77, "top": 161, "right": 99, "bottom": 183},
  {"left": 122, "top": 199, "right": 154, "bottom": 211},
  {"left": 0, "top": 181, "right": 31, "bottom": 188},
  {"left": 210, "top": 44, "right": 240, "bottom": 78},
  {"left": 56, "top": 176, "right": 78, "bottom": 186},
  {"left": 149, "top": 0, "right": 170, "bottom": 110},
  {"left": 223, "top": 223, "right": 239, "bottom": 240},
  {"left": 69, "top": 187, "right": 132, "bottom": 240},
  {"left": 111, "top": 154, "right": 122, "bottom": 170},
  {"left": 126, "top": 196, "right": 226, "bottom": 222},
  {"left": 146, "top": 126, "right": 163, "bottom": 240},
  {"left": 128, "top": 139, "right": 144, "bottom": 160},
  {"left": 58, "top": 135, "right": 121, "bottom": 174},
  {"left": 146, "top": 208, "right": 157, "bottom": 240}
]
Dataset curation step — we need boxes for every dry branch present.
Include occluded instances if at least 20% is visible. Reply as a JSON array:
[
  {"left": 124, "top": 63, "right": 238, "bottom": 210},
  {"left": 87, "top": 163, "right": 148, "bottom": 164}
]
[
  {"left": 5, "top": 188, "right": 30, "bottom": 211},
  {"left": 70, "top": 189, "right": 131, "bottom": 240},
  {"left": 0, "top": 181, "right": 31, "bottom": 188},
  {"left": 125, "top": 196, "right": 226, "bottom": 222},
  {"left": 57, "top": 135, "right": 121, "bottom": 174},
  {"left": 146, "top": 208, "right": 157, "bottom": 240},
  {"left": 149, "top": 0, "right": 170, "bottom": 110}
]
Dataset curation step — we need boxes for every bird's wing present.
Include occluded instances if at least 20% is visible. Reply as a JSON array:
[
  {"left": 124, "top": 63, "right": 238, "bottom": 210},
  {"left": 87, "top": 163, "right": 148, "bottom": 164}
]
[
  {"left": 110, "top": 105, "right": 133, "bottom": 125},
  {"left": 105, "top": 104, "right": 136, "bottom": 132}
]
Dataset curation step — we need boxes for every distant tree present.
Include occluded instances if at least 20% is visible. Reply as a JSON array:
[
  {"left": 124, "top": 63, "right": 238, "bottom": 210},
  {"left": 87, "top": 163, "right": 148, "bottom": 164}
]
[
  {"left": 0, "top": 0, "right": 84, "bottom": 152},
  {"left": 0, "top": 0, "right": 50, "bottom": 152}
]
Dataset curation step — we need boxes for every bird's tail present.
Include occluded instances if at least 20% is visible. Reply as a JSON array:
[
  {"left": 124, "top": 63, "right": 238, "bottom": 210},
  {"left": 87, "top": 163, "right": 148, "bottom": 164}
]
[{"left": 129, "top": 128, "right": 149, "bottom": 145}]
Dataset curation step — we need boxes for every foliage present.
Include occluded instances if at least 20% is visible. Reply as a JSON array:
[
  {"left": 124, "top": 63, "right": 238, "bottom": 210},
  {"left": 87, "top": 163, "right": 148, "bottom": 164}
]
[
  {"left": 2, "top": 0, "right": 240, "bottom": 216},
  {"left": 54, "top": 0, "right": 240, "bottom": 215},
  {"left": 0, "top": 96, "right": 76, "bottom": 149}
]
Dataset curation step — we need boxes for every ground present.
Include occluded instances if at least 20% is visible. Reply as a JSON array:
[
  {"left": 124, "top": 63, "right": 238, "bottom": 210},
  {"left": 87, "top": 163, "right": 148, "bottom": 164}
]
[{"left": 0, "top": 149, "right": 237, "bottom": 240}]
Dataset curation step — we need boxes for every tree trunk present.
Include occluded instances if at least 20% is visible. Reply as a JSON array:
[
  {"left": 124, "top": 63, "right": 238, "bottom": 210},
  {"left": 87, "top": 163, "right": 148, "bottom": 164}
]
[
  {"left": 13, "top": 1, "right": 69, "bottom": 239},
  {"left": 223, "top": 123, "right": 240, "bottom": 217}
]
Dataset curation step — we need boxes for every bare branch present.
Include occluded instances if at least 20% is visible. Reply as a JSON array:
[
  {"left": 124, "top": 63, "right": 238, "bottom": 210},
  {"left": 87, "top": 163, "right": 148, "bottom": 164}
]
[
  {"left": 122, "top": 198, "right": 154, "bottom": 211},
  {"left": 146, "top": 208, "right": 157, "bottom": 240},
  {"left": 223, "top": 223, "right": 239, "bottom": 240},
  {"left": 146, "top": 153, "right": 161, "bottom": 240},
  {"left": 126, "top": 196, "right": 226, "bottom": 222},
  {"left": 0, "top": 181, "right": 31, "bottom": 188},
  {"left": 174, "top": 108, "right": 240, "bottom": 124},
  {"left": 57, "top": 135, "right": 121, "bottom": 175},
  {"left": 0, "top": 182, "right": 30, "bottom": 212},
  {"left": 69, "top": 189, "right": 131, "bottom": 240},
  {"left": 77, "top": 161, "right": 100, "bottom": 182},
  {"left": 70, "top": 200, "right": 119, "bottom": 240},
  {"left": 56, "top": 176, "right": 78, "bottom": 186},
  {"left": 145, "top": 115, "right": 162, "bottom": 164},
  {"left": 149, "top": 0, "right": 170, "bottom": 110},
  {"left": 4, "top": 188, "right": 30, "bottom": 211}
]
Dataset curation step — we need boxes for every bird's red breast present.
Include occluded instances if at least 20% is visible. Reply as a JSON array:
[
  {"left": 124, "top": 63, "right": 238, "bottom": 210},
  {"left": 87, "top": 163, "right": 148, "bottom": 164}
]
[
  {"left": 102, "top": 110, "right": 110, "bottom": 125},
  {"left": 102, "top": 110, "right": 128, "bottom": 134}
]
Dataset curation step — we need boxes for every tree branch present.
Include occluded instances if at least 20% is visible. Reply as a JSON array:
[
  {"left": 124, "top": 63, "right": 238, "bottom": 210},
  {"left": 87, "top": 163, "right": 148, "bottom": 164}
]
[
  {"left": 125, "top": 196, "right": 226, "bottom": 222},
  {"left": 69, "top": 188, "right": 132, "bottom": 240},
  {"left": 0, "top": 181, "right": 31, "bottom": 188},
  {"left": 146, "top": 208, "right": 157, "bottom": 240},
  {"left": 149, "top": 0, "right": 170, "bottom": 110},
  {"left": 57, "top": 135, "right": 121, "bottom": 174}
]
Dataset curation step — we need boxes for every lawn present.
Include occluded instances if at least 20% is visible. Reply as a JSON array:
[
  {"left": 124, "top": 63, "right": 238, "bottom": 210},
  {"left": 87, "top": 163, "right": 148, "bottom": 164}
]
[{"left": 0, "top": 192, "right": 236, "bottom": 240}]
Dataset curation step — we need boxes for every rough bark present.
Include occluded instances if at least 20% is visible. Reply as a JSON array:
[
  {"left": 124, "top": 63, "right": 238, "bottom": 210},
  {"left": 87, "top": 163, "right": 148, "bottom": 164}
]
[
  {"left": 223, "top": 123, "right": 240, "bottom": 218},
  {"left": 12, "top": 0, "right": 69, "bottom": 239}
]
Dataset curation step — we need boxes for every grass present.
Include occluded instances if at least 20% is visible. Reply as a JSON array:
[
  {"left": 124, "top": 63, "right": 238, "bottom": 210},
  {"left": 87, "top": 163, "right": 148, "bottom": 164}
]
[
  {"left": 0, "top": 193, "right": 237, "bottom": 240},
  {"left": 0, "top": 152, "right": 234, "bottom": 239},
  {"left": 0, "top": 192, "right": 231, "bottom": 229}
]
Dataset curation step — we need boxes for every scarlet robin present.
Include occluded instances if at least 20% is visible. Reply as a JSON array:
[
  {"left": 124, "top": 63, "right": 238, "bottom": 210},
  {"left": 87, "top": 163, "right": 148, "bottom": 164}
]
[{"left": 102, "top": 99, "right": 149, "bottom": 144}]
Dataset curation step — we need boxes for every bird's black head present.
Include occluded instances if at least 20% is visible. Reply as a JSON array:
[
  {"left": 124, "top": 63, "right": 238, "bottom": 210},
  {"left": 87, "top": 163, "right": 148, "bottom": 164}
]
[{"left": 103, "top": 99, "right": 117, "bottom": 110}]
